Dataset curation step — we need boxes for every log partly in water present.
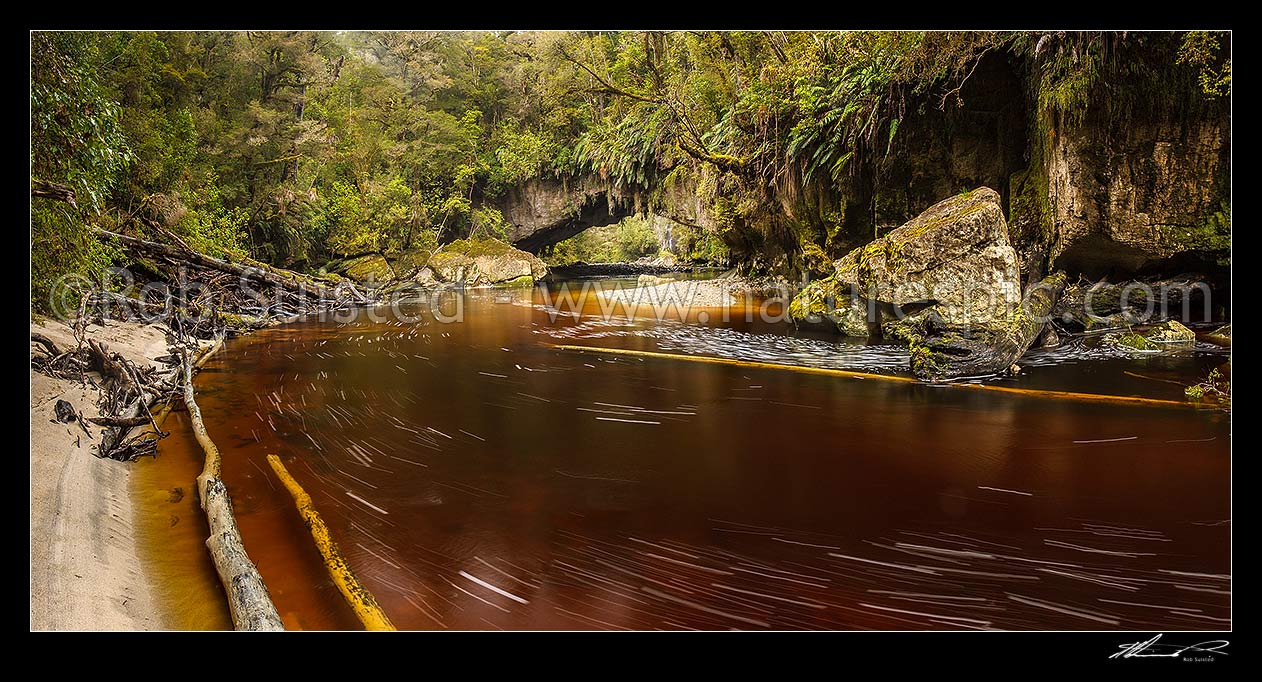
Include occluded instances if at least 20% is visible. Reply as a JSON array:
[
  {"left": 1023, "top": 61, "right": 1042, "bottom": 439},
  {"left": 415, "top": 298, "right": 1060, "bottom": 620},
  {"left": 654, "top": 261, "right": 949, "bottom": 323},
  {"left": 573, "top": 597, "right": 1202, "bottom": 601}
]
[
  {"left": 266, "top": 454, "right": 396, "bottom": 631},
  {"left": 182, "top": 348, "right": 284, "bottom": 631}
]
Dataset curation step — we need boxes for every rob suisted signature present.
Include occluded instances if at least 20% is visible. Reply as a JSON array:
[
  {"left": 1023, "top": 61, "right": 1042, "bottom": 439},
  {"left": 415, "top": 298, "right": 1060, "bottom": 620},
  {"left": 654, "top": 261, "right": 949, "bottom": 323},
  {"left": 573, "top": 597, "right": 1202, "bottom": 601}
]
[{"left": 1111, "top": 634, "right": 1229, "bottom": 661}]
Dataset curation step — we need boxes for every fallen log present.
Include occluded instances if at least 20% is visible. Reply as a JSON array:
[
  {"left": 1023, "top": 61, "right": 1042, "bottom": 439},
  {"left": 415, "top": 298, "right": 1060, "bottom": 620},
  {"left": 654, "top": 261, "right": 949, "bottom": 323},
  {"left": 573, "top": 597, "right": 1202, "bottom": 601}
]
[
  {"left": 266, "top": 454, "right": 396, "bottom": 631},
  {"left": 182, "top": 349, "right": 284, "bottom": 631},
  {"left": 96, "top": 228, "right": 371, "bottom": 306},
  {"left": 32, "top": 179, "right": 77, "bottom": 207},
  {"left": 550, "top": 343, "right": 1196, "bottom": 408},
  {"left": 909, "top": 272, "right": 1068, "bottom": 381}
]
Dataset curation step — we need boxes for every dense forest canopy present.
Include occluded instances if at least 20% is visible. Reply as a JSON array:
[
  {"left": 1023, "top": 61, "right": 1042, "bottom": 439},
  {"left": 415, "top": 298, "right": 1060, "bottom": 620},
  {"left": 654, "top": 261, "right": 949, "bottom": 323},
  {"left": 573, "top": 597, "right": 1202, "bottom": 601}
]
[{"left": 30, "top": 30, "right": 1230, "bottom": 311}]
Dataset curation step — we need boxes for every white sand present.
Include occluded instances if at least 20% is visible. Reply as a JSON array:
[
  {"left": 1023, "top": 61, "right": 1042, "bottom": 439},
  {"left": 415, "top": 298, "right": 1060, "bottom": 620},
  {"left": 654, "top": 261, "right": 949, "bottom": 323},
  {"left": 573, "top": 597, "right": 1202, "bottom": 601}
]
[{"left": 29, "top": 318, "right": 174, "bottom": 630}]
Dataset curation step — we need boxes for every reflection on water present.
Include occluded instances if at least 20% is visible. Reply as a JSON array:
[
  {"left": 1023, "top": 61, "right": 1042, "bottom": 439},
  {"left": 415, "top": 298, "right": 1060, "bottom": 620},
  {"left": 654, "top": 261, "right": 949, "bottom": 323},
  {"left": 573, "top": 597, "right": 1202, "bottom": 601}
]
[{"left": 158, "top": 279, "right": 1230, "bottom": 630}]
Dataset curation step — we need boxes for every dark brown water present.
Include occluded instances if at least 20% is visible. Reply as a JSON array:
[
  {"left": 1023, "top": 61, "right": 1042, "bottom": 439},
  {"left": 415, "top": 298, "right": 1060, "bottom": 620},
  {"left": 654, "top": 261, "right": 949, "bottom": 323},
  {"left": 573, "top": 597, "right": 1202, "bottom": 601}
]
[{"left": 156, "top": 278, "right": 1230, "bottom": 630}]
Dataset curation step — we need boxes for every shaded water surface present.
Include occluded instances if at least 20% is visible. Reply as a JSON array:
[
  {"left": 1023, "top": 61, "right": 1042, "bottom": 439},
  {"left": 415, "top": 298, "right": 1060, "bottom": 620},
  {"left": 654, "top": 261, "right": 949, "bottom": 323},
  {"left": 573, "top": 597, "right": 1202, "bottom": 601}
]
[{"left": 158, "top": 279, "right": 1230, "bottom": 630}]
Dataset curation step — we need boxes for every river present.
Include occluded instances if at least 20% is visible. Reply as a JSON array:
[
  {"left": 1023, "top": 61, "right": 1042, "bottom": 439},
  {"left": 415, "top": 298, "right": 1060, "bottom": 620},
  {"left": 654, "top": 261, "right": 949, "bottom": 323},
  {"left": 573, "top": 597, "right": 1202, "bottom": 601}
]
[{"left": 145, "top": 276, "right": 1231, "bottom": 630}]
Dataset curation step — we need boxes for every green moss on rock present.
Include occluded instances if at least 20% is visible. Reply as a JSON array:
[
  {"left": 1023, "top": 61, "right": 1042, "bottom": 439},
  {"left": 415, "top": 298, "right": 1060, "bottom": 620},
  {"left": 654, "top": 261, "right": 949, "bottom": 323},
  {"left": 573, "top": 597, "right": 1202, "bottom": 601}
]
[
  {"left": 1144, "top": 320, "right": 1196, "bottom": 344},
  {"left": 1104, "top": 331, "right": 1161, "bottom": 353},
  {"left": 339, "top": 254, "right": 396, "bottom": 283},
  {"left": 908, "top": 335, "right": 950, "bottom": 380}
]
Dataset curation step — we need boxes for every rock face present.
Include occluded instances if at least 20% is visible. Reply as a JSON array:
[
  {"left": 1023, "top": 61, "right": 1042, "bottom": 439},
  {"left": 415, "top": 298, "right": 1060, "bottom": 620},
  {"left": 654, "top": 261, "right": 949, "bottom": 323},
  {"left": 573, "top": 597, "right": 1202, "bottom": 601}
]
[
  {"left": 496, "top": 177, "right": 637, "bottom": 252},
  {"left": 791, "top": 187, "right": 1021, "bottom": 336},
  {"left": 1045, "top": 116, "right": 1228, "bottom": 274},
  {"left": 422, "top": 238, "right": 547, "bottom": 286}
]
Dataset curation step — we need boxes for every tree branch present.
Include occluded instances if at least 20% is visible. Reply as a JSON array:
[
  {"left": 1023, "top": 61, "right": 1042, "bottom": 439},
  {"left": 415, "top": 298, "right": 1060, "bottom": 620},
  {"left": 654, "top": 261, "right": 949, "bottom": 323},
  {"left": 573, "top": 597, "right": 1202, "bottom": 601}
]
[
  {"left": 555, "top": 44, "right": 661, "bottom": 104},
  {"left": 32, "top": 179, "right": 77, "bottom": 208}
]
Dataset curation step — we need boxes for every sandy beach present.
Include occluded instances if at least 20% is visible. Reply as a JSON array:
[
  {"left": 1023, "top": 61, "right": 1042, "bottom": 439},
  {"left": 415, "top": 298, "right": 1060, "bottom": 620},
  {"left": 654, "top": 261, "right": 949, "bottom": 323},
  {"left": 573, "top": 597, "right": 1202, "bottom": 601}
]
[{"left": 29, "top": 318, "right": 174, "bottom": 630}]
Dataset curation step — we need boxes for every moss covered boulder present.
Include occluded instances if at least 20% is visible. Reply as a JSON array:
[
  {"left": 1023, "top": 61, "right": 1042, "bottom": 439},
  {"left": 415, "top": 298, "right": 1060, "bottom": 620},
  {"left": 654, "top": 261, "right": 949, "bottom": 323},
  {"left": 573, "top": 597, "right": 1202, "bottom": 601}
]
[
  {"left": 426, "top": 238, "right": 548, "bottom": 286},
  {"left": 389, "top": 249, "right": 433, "bottom": 280},
  {"left": 1202, "top": 323, "right": 1231, "bottom": 346},
  {"left": 790, "top": 187, "right": 1021, "bottom": 336},
  {"left": 336, "top": 254, "right": 396, "bottom": 283},
  {"left": 1103, "top": 331, "right": 1162, "bottom": 354},
  {"left": 1144, "top": 320, "right": 1196, "bottom": 346}
]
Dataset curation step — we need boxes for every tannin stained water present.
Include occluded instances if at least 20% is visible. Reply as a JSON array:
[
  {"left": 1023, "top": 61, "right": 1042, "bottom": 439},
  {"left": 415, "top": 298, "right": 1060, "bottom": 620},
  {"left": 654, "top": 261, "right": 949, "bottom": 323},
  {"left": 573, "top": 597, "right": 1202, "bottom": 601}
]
[{"left": 155, "top": 279, "right": 1230, "bottom": 630}]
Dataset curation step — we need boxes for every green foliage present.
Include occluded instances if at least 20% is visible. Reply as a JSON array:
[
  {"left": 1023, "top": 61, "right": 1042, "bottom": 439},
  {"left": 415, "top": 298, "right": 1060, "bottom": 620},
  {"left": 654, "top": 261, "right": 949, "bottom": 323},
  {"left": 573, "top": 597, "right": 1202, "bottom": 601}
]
[
  {"left": 29, "top": 29, "right": 1229, "bottom": 304},
  {"left": 1178, "top": 32, "right": 1231, "bottom": 98},
  {"left": 318, "top": 177, "right": 414, "bottom": 256},
  {"left": 470, "top": 206, "right": 513, "bottom": 241},
  {"left": 172, "top": 180, "right": 250, "bottom": 257},
  {"left": 489, "top": 119, "right": 559, "bottom": 190},
  {"left": 542, "top": 216, "right": 662, "bottom": 265},
  {"left": 31, "top": 33, "right": 134, "bottom": 210},
  {"left": 1185, "top": 366, "right": 1230, "bottom": 407},
  {"left": 31, "top": 32, "right": 133, "bottom": 312},
  {"left": 31, "top": 205, "right": 120, "bottom": 314},
  {"left": 615, "top": 216, "right": 659, "bottom": 259}
]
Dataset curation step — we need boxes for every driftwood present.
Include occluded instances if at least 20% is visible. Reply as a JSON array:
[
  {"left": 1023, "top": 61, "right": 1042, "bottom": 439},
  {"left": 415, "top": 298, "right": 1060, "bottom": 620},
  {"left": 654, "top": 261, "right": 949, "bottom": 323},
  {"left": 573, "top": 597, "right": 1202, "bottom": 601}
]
[
  {"left": 97, "top": 228, "right": 372, "bottom": 306},
  {"left": 31, "top": 332, "right": 63, "bottom": 357},
  {"left": 266, "top": 455, "right": 395, "bottom": 631},
  {"left": 87, "top": 415, "right": 151, "bottom": 428},
  {"left": 30, "top": 334, "right": 177, "bottom": 460},
  {"left": 87, "top": 339, "right": 172, "bottom": 460},
  {"left": 182, "top": 348, "right": 284, "bottom": 631},
  {"left": 551, "top": 343, "right": 1193, "bottom": 408},
  {"left": 909, "top": 272, "right": 1068, "bottom": 381}
]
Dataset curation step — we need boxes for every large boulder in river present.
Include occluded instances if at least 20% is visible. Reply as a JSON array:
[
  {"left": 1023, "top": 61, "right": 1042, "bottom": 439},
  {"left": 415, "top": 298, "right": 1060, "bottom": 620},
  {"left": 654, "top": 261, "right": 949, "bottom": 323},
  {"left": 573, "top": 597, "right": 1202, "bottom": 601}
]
[
  {"left": 790, "top": 187, "right": 1022, "bottom": 336},
  {"left": 422, "top": 237, "right": 548, "bottom": 286},
  {"left": 1144, "top": 320, "right": 1196, "bottom": 346}
]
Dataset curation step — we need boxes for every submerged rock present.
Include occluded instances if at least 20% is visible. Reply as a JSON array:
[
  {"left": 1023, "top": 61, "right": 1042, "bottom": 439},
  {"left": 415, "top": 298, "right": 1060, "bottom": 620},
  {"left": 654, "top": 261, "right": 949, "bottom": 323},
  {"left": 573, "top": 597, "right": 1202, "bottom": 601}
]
[
  {"left": 1100, "top": 320, "right": 1199, "bottom": 355},
  {"left": 791, "top": 187, "right": 1021, "bottom": 337},
  {"left": 599, "top": 273, "right": 751, "bottom": 309},
  {"left": 426, "top": 237, "right": 548, "bottom": 286}
]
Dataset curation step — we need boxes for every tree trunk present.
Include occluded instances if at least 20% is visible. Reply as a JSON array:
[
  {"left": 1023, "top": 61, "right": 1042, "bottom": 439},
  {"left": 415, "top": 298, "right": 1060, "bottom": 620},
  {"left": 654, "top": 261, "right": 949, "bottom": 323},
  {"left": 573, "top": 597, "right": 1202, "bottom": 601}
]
[{"left": 183, "top": 350, "right": 284, "bottom": 631}]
